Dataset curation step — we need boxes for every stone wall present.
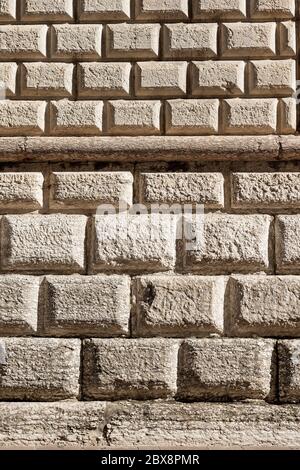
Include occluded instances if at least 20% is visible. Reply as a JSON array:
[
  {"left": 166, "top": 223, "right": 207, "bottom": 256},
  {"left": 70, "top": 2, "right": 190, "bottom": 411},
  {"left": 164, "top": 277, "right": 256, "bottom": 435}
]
[{"left": 0, "top": 0, "right": 299, "bottom": 449}]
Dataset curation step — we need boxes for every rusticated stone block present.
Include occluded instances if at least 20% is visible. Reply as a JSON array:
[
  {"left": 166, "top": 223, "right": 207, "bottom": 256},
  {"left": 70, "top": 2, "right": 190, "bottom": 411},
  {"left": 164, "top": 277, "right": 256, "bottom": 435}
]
[
  {"left": 177, "top": 338, "right": 275, "bottom": 400},
  {"left": 133, "top": 275, "right": 225, "bottom": 337},
  {"left": 2, "top": 214, "right": 87, "bottom": 273},
  {"left": 44, "top": 275, "right": 130, "bottom": 336},
  {"left": 0, "top": 337, "right": 80, "bottom": 400}
]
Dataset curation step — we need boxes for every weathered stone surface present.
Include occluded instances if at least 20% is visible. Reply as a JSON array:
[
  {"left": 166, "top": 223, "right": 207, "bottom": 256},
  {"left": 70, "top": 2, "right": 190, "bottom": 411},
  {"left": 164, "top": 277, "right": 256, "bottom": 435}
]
[
  {"left": 0, "top": 337, "right": 80, "bottom": 400},
  {"left": 228, "top": 276, "right": 300, "bottom": 337},
  {"left": 106, "top": 401, "right": 300, "bottom": 449},
  {"left": 93, "top": 214, "right": 177, "bottom": 273},
  {"left": 279, "top": 340, "right": 300, "bottom": 403},
  {"left": 83, "top": 338, "right": 178, "bottom": 400},
  {"left": 0, "top": 136, "right": 278, "bottom": 162},
  {"left": 133, "top": 275, "right": 224, "bottom": 337},
  {"left": 231, "top": 172, "right": 300, "bottom": 208},
  {"left": 2, "top": 214, "right": 87, "bottom": 273},
  {"left": 184, "top": 214, "right": 272, "bottom": 273},
  {"left": 44, "top": 275, "right": 130, "bottom": 336},
  {"left": 0, "top": 275, "right": 40, "bottom": 335},
  {"left": 139, "top": 172, "right": 224, "bottom": 207},
  {"left": 0, "top": 402, "right": 106, "bottom": 449},
  {"left": 276, "top": 215, "right": 300, "bottom": 273},
  {"left": 0, "top": 172, "right": 43, "bottom": 209},
  {"left": 50, "top": 171, "right": 133, "bottom": 209},
  {"left": 177, "top": 338, "right": 275, "bottom": 400}
]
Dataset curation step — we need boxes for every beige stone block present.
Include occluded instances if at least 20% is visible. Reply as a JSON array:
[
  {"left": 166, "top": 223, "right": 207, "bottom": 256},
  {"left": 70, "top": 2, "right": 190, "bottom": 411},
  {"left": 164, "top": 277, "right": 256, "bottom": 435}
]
[
  {"left": 78, "top": 63, "right": 131, "bottom": 97},
  {"left": 51, "top": 24, "right": 102, "bottom": 59},
  {"left": 184, "top": 213, "right": 272, "bottom": 273},
  {"left": 50, "top": 100, "right": 103, "bottom": 136},
  {"left": 2, "top": 214, "right": 87, "bottom": 273},
  {"left": 21, "top": 63, "right": 73, "bottom": 97},
  {"left": 0, "top": 338, "right": 80, "bottom": 400},
  {"left": 133, "top": 275, "right": 225, "bottom": 337},
  {"left": 106, "top": 23, "right": 160, "bottom": 59},
  {"left": 276, "top": 215, "right": 300, "bottom": 274},
  {"left": 178, "top": 338, "right": 275, "bottom": 400},
  {"left": 163, "top": 23, "right": 217, "bottom": 58},
  {"left": 108, "top": 100, "right": 161, "bottom": 136},
  {"left": 44, "top": 275, "right": 130, "bottom": 336},
  {"left": 140, "top": 172, "right": 224, "bottom": 207},
  {"left": 191, "top": 61, "right": 244, "bottom": 96},
  {"left": 231, "top": 172, "right": 300, "bottom": 209},
  {"left": 135, "top": 61, "right": 187, "bottom": 97},
  {"left": 221, "top": 22, "right": 276, "bottom": 57},
  {"left": 0, "top": 101, "right": 46, "bottom": 136},
  {"left": 83, "top": 338, "right": 179, "bottom": 399},
  {"left": 222, "top": 98, "right": 277, "bottom": 134},
  {"left": 166, "top": 99, "right": 219, "bottom": 135},
  {"left": 50, "top": 171, "right": 133, "bottom": 209}
]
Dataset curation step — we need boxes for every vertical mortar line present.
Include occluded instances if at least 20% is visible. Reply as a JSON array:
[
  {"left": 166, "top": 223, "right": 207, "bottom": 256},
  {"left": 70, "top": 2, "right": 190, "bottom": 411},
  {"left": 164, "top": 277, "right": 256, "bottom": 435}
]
[
  {"left": 42, "top": 161, "right": 51, "bottom": 215},
  {"left": 79, "top": 338, "right": 84, "bottom": 401},
  {"left": 86, "top": 214, "right": 94, "bottom": 276},
  {"left": 16, "top": 0, "right": 22, "bottom": 22},
  {"left": 74, "top": 0, "right": 80, "bottom": 23}
]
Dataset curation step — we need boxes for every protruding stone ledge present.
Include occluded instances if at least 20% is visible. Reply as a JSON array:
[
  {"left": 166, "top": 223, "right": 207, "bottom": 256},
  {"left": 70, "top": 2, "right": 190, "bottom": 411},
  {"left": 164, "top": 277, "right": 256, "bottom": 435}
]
[{"left": 0, "top": 135, "right": 284, "bottom": 162}]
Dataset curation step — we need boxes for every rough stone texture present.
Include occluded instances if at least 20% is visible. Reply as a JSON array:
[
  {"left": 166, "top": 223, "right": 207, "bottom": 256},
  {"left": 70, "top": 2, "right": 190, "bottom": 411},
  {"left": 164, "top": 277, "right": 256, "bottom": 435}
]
[
  {"left": 135, "top": 62, "right": 187, "bottom": 97},
  {"left": 106, "top": 23, "right": 160, "bottom": 59},
  {"left": 221, "top": 22, "right": 276, "bottom": 57},
  {"left": 0, "top": 1, "right": 16, "bottom": 21},
  {"left": 139, "top": 172, "right": 224, "bottom": 207},
  {"left": 193, "top": 1, "right": 246, "bottom": 19},
  {"left": 191, "top": 61, "right": 244, "bottom": 96},
  {"left": 133, "top": 275, "right": 225, "bottom": 337},
  {"left": 0, "top": 337, "right": 80, "bottom": 400},
  {"left": 106, "top": 401, "right": 300, "bottom": 449},
  {"left": 248, "top": 60, "right": 295, "bottom": 96},
  {"left": 163, "top": 23, "right": 218, "bottom": 59},
  {"left": 0, "top": 1, "right": 298, "bottom": 450},
  {"left": 228, "top": 276, "right": 300, "bottom": 337},
  {"left": 276, "top": 215, "right": 300, "bottom": 273},
  {"left": 0, "top": 25, "right": 47, "bottom": 59},
  {"left": 79, "top": 0, "right": 130, "bottom": 21},
  {"left": 44, "top": 275, "right": 130, "bottom": 336},
  {"left": 135, "top": 1, "right": 189, "bottom": 20},
  {"left": 21, "top": 63, "right": 73, "bottom": 97},
  {"left": 177, "top": 338, "right": 275, "bottom": 400},
  {"left": 222, "top": 98, "right": 278, "bottom": 134},
  {"left": 93, "top": 214, "right": 177, "bottom": 273},
  {"left": 0, "top": 172, "right": 43, "bottom": 209},
  {"left": 0, "top": 62, "right": 17, "bottom": 96},
  {"left": 0, "top": 402, "right": 106, "bottom": 449},
  {"left": 21, "top": 0, "right": 74, "bottom": 21},
  {"left": 51, "top": 24, "right": 102, "bottom": 59},
  {"left": 83, "top": 338, "right": 178, "bottom": 400},
  {"left": 0, "top": 101, "right": 46, "bottom": 136},
  {"left": 231, "top": 172, "right": 300, "bottom": 209},
  {"left": 50, "top": 100, "right": 103, "bottom": 135},
  {"left": 2, "top": 214, "right": 87, "bottom": 272},
  {"left": 50, "top": 171, "right": 133, "bottom": 209},
  {"left": 0, "top": 275, "right": 40, "bottom": 335},
  {"left": 184, "top": 214, "right": 272, "bottom": 273},
  {"left": 108, "top": 100, "right": 161, "bottom": 136},
  {"left": 166, "top": 99, "right": 219, "bottom": 135},
  {"left": 279, "top": 341, "right": 300, "bottom": 403},
  {"left": 78, "top": 63, "right": 131, "bottom": 97},
  {"left": 250, "top": 0, "right": 295, "bottom": 19}
]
